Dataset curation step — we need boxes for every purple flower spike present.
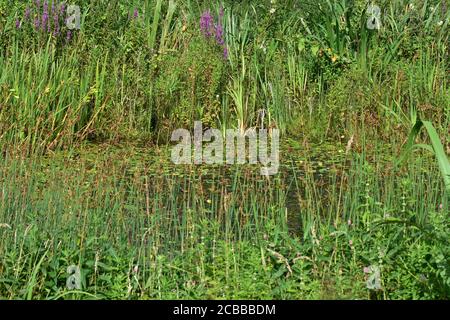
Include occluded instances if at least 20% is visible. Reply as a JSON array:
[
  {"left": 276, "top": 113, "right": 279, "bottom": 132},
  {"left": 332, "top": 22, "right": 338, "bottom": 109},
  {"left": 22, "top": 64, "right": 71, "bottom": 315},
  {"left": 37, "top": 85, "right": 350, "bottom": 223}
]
[
  {"left": 200, "top": 7, "right": 228, "bottom": 61},
  {"left": 66, "top": 30, "right": 72, "bottom": 41},
  {"left": 133, "top": 8, "right": 139, "bottom": 19},
  {"left": 15, "top": 19, "right": 21, "bottom": 29},
  {"left": 42, "top": 1, "right": 49, "bottom": 31},
  {"left": 25, "top": 7, "right": 31, "bottom": 20},
  {"left": 215, "top": 23, "right": 224, "bottom": 45},
  {"left": 223, "top": 47, "right": 228, "bottom": 59},
  {"left": 42, "top": 15, "right": 49, "bottom": 31},
  {"left": 54, "top": 13, "right": 60, "bottom": 34},
  {"left": 200, "top": 10, "right": 214, "bottom": 37}
]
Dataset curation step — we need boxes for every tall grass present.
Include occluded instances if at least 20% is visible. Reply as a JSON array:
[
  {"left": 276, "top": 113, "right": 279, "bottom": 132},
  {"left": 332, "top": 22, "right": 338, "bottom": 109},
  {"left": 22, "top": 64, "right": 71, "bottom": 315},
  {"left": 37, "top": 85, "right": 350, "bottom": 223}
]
[
  {"left": 0, "top": 0, "right": 449, "bottom": 300},
  {"left": 0, "top": 141, "right": 448, "bottom": 298}
]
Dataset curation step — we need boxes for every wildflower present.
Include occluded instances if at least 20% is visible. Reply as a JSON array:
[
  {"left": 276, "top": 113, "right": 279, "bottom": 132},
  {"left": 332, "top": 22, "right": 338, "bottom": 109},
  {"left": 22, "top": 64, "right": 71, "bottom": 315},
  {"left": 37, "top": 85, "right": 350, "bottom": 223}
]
[
  {"left": 437, "top": 20, "right": 443, "bottom": 27},
  {"left": 66, "top": 30, "right": 72, "bottom": 41},
  {"left": 215, "top": 23, "right": 224, "bottom": 45},
  {"left": 42, "top": 1, "right": 49, "bottom": 31},
  {"left": 200, "top": 8, "right": 228, "bottom": 60},
  {"left": 200, "top": 10, "right": 214, "bottom": 37},
  {"left": 269, "top": 8, "right": 276, "bottom": 14},
  {"left": 223, "top": 47, "right": 228, "bottom": 59},
  {"left": 54, "top": 6, "right": 60, "bottom": 19},
  {"left": 53, "top": 14, "right": 60, "bottom": 36},
  {"left": 133, "top": 8, "right": 139, "bottom": 19},
  {"left": 347, "top": 219, "right": 352, "bottom": 226},
  {"left": 363, "top": 266, "right": 370, "bottom": 274},
  {"left": 15, "top": 19, "right": 21, "bottom": 29},
  {"left": 24, "top": 7, "right": 31, "bottom": 20}
]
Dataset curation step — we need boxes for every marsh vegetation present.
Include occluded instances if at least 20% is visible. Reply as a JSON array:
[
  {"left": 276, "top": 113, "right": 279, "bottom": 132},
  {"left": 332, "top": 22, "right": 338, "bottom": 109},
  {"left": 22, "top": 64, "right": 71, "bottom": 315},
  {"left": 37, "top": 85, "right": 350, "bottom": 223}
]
[{"left": 0, "top": 0, "right": 449, "bottom": 299}]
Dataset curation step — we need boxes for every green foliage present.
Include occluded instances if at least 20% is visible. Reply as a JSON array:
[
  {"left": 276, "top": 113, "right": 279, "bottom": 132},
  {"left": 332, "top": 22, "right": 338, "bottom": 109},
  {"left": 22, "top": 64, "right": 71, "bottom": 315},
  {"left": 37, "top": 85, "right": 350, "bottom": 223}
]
[
  {"left": 0, "top": 0, "right": 449, "bottom": 300},
  {"left": 154, "top": 35, "right": 227, "bottom": 139},
  {"left": 398, "top": 119, "right": 450, "bottom": 194},
  {"left": 0, "top": 143, "right": 449, "bottom": 299}
]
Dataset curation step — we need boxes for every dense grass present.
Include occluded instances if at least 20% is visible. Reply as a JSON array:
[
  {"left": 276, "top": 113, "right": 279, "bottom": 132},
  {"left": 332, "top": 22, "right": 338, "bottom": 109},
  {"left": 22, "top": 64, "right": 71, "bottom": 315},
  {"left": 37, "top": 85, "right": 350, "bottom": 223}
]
[
  {"left": 0, "top": 0, "right": 449, "bottom": 299},
  {"left": 0, "top": 145, "right": 448, "bottom": 299}
]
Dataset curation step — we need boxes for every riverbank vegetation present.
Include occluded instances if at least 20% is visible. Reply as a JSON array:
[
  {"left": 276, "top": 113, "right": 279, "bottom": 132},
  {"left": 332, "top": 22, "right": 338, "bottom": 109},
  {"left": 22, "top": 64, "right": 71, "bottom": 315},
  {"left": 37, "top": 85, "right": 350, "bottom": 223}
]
[{"left": 0, "top": 0, "right": 448, "bottom": 299}]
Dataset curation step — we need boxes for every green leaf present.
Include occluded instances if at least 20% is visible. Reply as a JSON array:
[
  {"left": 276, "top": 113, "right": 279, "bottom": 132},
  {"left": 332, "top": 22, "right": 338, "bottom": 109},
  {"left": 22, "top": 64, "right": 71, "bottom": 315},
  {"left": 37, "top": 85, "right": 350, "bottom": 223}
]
[{"left": 397, "top": 119, "right": 450, "bottom": 194}]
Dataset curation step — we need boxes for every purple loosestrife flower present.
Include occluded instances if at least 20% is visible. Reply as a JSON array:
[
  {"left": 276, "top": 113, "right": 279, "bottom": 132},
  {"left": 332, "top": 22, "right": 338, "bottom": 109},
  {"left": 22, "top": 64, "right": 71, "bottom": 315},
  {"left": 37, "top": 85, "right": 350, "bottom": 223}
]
[
  {"left": 200, "top": 7, "right": 229, "bottom": 61},
  {"left": 215, "top": 23, "right": 224, "bottom": 45},
  {"left": 223, "top": 47, "right": 228, "bottom": 59},
  {"left": 42, "top": 1, "right": 49, "bottom": 31},
  {"left": 53, "top": 12, "right": 60, "bottom": 35},
  {"left": 34, "top": 18, "right": 40, "bottom": 29},
  {"left": 200, "top": 10, "right": 214, "bottom": 37},
  {"left": 15, "top": 19, "right": 21, "bottom": 29},
  {"left": 133, "top": 8, "right": 139, "bottom": 19},
  {"left": 25, "top": 7, "right": 31, "bottom": 20}
]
